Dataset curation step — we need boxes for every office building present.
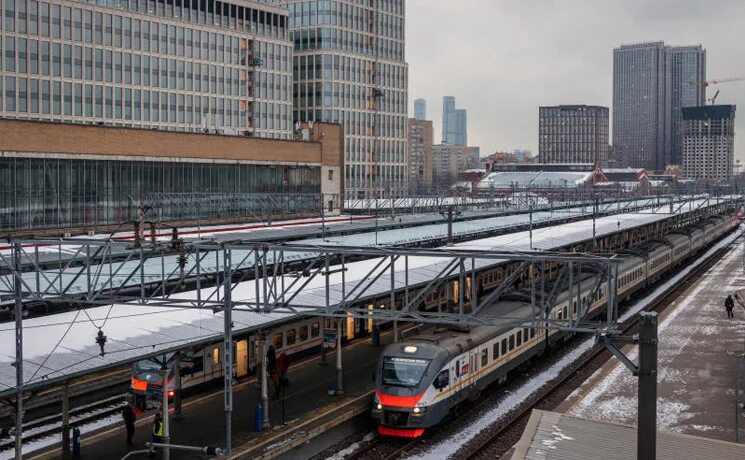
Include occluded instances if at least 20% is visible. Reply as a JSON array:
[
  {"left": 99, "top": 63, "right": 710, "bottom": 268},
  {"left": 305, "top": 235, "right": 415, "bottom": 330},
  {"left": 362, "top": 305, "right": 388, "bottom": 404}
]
[
  {"left": 0, "top": 0, "right": 294, "bottom": 138},
  {"left": 682, "top": 105, "right": 735, "bottom": 182},
  {"left": 277, "top": 0, "right": 409, "bottom": 199},
  {"left": 442, "top": 95, "right": 467, "bottom": 145},
  {"left": 670, "top": 46, "right": 706, "bottom": 165},
  {"left": 613, "top": 41, "right": 706, "bottom": 170},
  {"left": 0, "top": 119, "right": 343, "bottom": 235},
  {"left": 407, "top": 117, "right": 433, "bottom": 188},
  {"left": 539, "top": 105, "right": 609, "bottom": 166},
  {"left": 432, "top": 143, "right": 476, "bottom": 185},
  {"left": 414, "top": 98, "right": 426, "bottom": 120}
]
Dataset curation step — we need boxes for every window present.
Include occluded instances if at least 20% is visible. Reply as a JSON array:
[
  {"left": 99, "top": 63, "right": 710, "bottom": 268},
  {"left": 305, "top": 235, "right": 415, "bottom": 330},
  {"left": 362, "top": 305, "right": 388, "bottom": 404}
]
[
  {"left": 299, "top": 325, "right": 308, "bottom": 342},
  {"left": 328, "top": 169, "right": 333, "bottom": 180},
  {"left": 481, "top": 349, "right": 488, "bottom": 367},
  {"left": 272, "top": 332, "right": 283, "bottom": 349},
  {"left": 311, "top": 321, "right": 320, "bottom": 338},
  {"left": 516, "top": 330, "right": 522, "bottom": 347},
  {"left": 286, "top": 329, "right": 296, "bottom": 346},
  {"left": 508, "top": 335, "right": 515, "bottom": 351},
  {"left": 501, "top": 338, "right": 507, "bottom": 355},
  {"left": 382, "top": 357, "right": 431, "bottom": 387},
  {"left": 212, "top": 347, "right": 220, "bottom": 365},
  {"left": 523, "top": 328, "right": 529, "bottom": 342},
  {"left": 493, "top": 343, "right": 499, "bottom": 360}
]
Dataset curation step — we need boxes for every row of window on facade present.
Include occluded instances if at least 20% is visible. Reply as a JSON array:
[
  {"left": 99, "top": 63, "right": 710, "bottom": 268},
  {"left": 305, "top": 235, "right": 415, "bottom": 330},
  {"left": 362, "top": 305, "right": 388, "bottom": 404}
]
[
  {"left": 2, "top": 0, "right": 288, "bottom": 42},
  {"left": 288, "top": 0, "right": 404, "bottom": 39},
  {"left": 293, "top": 53, "right": 406, "bottom": 90},
  {"left": 0, "top": 77, "right": 292, "bottom": 132},
  {"left": 1, "top": 35, "right": 293, "bottom": 101},
  {"left": 294, "top": 81, "right": 405, "bottom": 114},
  {"left": 291, "top": 27, "right": 403, "bottom": 62}
]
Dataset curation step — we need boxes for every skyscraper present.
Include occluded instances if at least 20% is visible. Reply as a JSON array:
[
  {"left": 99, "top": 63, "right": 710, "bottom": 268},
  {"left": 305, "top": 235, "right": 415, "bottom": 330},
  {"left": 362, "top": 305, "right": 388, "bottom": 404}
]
[
  {"left": 670, "top": 46, "right": 706, "bottom": 165},
  {"left": 613, "top": 41, "right": 706, "bottom": 170},
  {"left": 442, "top": 96, "right": 455, "bottom": 143},
  {"left": 539, "top": 105, "right": 609, "bottom": 166},
  {"left": 442, "top": 96, "right": 467, "bottom": 145},
  {"left": 275, "top": 0, "right": 409, "bottom": 200},
  {"left": 414, "top": 98, "right": 427, "bottom": 120},
  {"left": 682, "top": 105, "right": 735, "bottom": 182}
]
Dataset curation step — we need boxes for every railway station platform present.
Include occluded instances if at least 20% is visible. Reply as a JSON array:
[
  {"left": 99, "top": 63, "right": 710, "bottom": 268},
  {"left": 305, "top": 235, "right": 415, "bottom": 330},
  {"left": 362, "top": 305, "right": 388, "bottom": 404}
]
[
  {"left": 564, "top": 240, "right": 745, "bottom": 442},
  {"left": 27, "top": 328, "right": 399, "bottom": 460}
]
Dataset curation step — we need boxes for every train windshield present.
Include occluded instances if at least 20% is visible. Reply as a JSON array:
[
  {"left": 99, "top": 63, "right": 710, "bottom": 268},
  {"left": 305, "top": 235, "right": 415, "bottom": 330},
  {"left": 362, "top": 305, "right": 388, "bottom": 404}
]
[
  {"left": 134, "top": 359, "right": 164, "bottom": 372},
  {"left": 382, "top": 357, "right": 431, "bottom": 387}
]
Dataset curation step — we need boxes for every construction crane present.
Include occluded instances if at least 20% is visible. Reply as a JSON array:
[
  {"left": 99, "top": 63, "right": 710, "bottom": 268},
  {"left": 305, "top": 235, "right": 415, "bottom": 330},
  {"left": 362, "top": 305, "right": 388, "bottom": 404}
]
[{"left": 689, "top": 76, "right": 745, "bottom": 105}]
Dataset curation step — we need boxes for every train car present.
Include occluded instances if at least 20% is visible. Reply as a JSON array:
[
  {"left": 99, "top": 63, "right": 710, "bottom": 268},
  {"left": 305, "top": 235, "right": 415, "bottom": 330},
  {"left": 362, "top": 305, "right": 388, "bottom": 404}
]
[
  {"left": 374, "top": 215, "right": 738, "bottom": 437},
  {"left": 130, "top": 316, "right": 329, "bottom": 410},
  {"left": 372, "top": 301, "right": 545, "bottom": 437}
]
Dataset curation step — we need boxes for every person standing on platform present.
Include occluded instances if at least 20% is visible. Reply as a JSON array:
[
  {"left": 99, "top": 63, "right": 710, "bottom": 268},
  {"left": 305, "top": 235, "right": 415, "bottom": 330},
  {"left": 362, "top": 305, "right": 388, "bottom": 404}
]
[
  {"left": 150, "top": 412, "right": 164, "bottom": 457},
  {"left": 122, "top": 401, "right": 136, "bottom": 446},
  {"left": 276, "top": 351, "right": 289, "bottom": 398},
  {"left": 267, "top": 345, "right": 279, "bottom": 399},
  {"left": 725, "top": 294, "right": 735, "bottom": 319}
]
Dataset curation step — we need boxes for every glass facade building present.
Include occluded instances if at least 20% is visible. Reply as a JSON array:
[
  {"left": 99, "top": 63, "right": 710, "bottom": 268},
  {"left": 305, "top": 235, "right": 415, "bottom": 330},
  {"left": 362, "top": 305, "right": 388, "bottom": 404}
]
[
  {"left": 0, "top": 0, "right": 294, "bottom": 138},
  {"left": 613, "top": 41, "right": 705, "bottom": 170},
  {"left": 441, "top": 95, "right": 466, "bottom": 146},
  {"left": 271, "top": 0, "right": 408, "bottom": 199},
  {"left": 0, "top": 154, "right": 321, "bottom": 231}
]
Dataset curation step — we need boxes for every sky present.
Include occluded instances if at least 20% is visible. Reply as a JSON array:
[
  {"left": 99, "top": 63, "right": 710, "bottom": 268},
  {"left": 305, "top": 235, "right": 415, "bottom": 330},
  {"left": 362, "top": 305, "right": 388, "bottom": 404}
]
[{"left": 406, "top": 0, "right": 745, "bottom": 159}]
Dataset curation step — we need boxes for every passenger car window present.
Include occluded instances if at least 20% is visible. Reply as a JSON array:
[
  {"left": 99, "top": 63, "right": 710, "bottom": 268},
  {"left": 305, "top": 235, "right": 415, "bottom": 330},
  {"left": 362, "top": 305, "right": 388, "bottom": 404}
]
[{"left": 433, "top": 369, "right": 449, "bottom": 390}]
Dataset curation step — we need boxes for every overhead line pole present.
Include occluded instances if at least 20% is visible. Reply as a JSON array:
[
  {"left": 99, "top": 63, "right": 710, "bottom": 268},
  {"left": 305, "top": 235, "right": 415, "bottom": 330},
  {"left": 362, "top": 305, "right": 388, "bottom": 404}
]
[{"left": 14, "top": 242, "right": 23, "bottom": 460}]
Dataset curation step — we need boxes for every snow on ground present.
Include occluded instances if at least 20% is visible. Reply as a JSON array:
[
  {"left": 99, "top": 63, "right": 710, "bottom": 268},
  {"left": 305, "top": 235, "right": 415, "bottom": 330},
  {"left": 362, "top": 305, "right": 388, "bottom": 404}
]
[
  {"left": 570, "top": 234, "right": 745, "bottom": 439},
  {"left": 325, "top": 432, "right": 375, "bottom": 460},
  {"left": 0, "top": 410, "right": 121, "bottom": 459}
]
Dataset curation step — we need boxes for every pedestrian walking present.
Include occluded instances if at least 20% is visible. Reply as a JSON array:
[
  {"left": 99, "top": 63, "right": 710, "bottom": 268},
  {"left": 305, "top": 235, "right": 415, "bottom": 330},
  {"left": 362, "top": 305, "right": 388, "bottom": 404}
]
[
  {"left": 726, "top": 294, "right": 735, "bottom": 319},
  {"left": 122, "top": 401, "right": 136, "bottom": 446}
]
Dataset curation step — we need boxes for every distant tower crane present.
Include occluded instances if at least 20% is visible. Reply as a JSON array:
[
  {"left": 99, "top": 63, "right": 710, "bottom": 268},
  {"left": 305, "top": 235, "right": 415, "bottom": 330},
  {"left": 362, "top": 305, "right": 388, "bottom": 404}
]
[{"left": 690, "top": 76, "right": 745, "bottom": 104}]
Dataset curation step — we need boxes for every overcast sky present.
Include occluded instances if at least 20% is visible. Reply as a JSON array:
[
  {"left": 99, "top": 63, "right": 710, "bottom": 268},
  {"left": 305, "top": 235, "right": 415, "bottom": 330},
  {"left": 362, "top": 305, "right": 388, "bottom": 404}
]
[{"left": 406, "top": 0, "right": 745, "bottom": 159}]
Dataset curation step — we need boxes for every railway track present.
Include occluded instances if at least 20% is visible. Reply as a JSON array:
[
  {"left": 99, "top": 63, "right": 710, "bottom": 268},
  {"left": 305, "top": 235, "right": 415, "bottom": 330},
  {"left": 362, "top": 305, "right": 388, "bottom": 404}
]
[
  {"left": 0, "top": 394, "right": 127, "bottom": 452},
  {"left": 348, "top": 232, "right": 738, "bottom": 460}
]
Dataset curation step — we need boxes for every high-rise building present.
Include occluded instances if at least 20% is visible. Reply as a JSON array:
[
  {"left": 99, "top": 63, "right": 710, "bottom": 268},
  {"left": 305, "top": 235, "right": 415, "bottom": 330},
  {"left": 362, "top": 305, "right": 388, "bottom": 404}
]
[
  {"left": 613, "top": 41, "right": 706, "bottom": 170},
  {"left": 539, "top": 105, "right": 609, "bottom": 166},
  {"left": 407, "top": 117, "right": 433, "bottom": 188},
  {"left": 454, "top": 109, "right": 467, "bottom": 146},
  {"left": 670, "top": 46, "right": 706, "bottom": 165},
  {"left": 276, "top": 0, "right": 409, "bottom": 199},
  {"left": 441, "top": 95, "right": 467, "bottom": 145},
  {"left": 682, "top": 105, "right": 735, "bottom": 182},
  {"left": 0, "top": 0, "right": 294, "bottom": 138},
  {"left": 432, "top": 143, "right": 460, "bottom": 185},
  {"left": 414, "top": 98, "right": 427, "bottom": 120}
]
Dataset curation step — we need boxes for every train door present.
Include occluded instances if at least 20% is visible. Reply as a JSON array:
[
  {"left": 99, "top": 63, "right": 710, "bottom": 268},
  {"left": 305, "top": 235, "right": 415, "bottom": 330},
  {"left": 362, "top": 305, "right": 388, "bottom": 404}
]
[
  {"left": 236, "top": 340, "right": 249, "bottom": 378},
  {"left": 346, "top": 314, "right": 355, "bottom": 340}
]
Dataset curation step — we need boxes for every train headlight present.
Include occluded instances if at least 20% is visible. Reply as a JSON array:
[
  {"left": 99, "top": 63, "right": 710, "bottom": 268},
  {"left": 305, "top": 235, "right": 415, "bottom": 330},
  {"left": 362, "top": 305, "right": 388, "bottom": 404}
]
[
  {"left": 412, "top": 406, "right": 426, "bottom": 414},
  {"left": 376, "top": 403, "right": 383, "bottom": 410}
]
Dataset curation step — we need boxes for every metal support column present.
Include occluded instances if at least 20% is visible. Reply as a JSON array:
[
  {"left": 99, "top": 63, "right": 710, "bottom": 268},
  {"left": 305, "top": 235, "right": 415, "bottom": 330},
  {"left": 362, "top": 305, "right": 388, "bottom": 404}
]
[
  {"left": 638, "top": 312, "right": 658, "bottom": 460},
  {"left": 173, "top": 352, "right": 182, "bottom": 419},
  {"left": 222, "top": 248, "right": 233, "bottom": 453},
  {"left": 260, "top": 334, "right": 270, "bottom": 429},
  {"left": 14, "top": 242, "right": 23, "bottom": 460},
  {"left": 161, "top": 357, "right": 170, "bottom": 460},
  {"left": 337, "top": 256, "right": 345, "bottom": 395},
  {"left": 390, "top": 255, "right": 397, "bottom": 342},
  {"left": 61, "top": 381, "right": 70, "bottom": 456}
]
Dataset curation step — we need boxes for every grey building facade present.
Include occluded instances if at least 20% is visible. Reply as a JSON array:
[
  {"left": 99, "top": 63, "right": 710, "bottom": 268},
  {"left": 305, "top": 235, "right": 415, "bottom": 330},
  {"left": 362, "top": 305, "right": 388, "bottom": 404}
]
[
  {"left": 407, "top": 116, "right": 432, "bottom": 188},
  {"left": 539, "top": 105, "right": 609, "bottom": 166},
  {"left": 0, "top": 0, "right": 294, "bottom": 138},
  {"left": 671, "top": 46, "right": 706, "bottom": 165},
  {"left": 682, "top": 105, "right": 735, "bottom": 182},
  {"left": 275, "top": 0, "right": 409, "bottom": 200},
  {"left": 442, "top": 95, "right": 466, "bottom": 145},
  {"left": 613, "top": 41, "right": 706, "bottom": 170},
  {"left": 413, "top": 97, "right": 426, "bottom": 120}
]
